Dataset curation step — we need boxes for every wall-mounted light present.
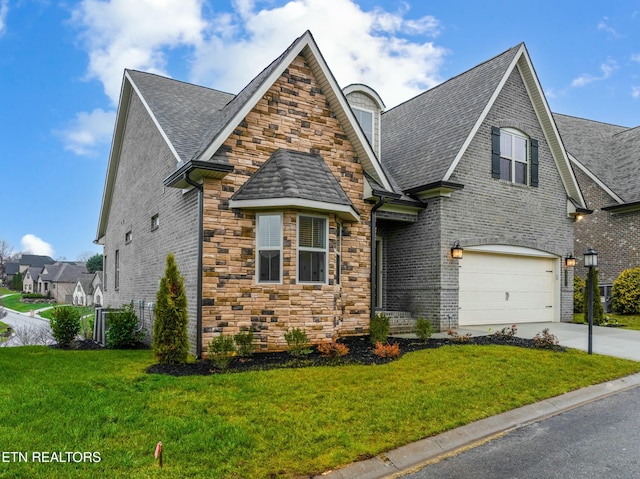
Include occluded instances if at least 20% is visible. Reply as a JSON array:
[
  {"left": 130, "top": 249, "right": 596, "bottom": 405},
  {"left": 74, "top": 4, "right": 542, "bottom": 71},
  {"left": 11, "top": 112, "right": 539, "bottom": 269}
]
[
  {"left": 565, "top": 253, "right": 576, "bottom": 267},
  {"left": 575, "top": 213, "right": 584, "bottom": 222},
  {"left": 451, "top": 241, "right": 463, "bottom": 259}
]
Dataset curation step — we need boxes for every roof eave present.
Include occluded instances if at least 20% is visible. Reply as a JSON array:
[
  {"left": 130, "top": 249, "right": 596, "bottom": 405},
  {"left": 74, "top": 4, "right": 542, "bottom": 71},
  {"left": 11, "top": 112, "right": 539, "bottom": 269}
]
[
  {"left": 602, "top": 201, "right": 640, "bottom": 213},
  {"left": 163, "top": 160, "right": 234, "bottom": 188},
  {"left": 229, "top": 197, "right": 360, "bottom": 222}
]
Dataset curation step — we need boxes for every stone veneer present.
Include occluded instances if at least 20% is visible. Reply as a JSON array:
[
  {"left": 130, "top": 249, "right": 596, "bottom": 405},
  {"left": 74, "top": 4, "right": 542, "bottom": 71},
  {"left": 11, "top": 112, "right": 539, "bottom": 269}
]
[{"left": 200, "top": 54, "right": 372, "bottom": 352}]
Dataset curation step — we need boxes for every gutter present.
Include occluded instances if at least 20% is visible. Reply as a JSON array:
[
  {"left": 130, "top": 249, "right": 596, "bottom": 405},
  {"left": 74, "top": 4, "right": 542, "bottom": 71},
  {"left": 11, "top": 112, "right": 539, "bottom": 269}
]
[
  {"left": 182, "top": 172, "right": 204, "bottom": 358},
  {"left": 370, "top": 196, "right": 386, "bottom": 318}
]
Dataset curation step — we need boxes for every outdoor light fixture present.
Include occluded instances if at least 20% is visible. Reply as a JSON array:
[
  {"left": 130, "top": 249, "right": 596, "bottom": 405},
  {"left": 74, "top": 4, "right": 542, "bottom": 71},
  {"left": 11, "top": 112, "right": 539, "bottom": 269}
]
[
  {"left": 584, "top": 247, "right": 598, "bottom": 355},
  {"left": 565, "top": 254, "right": 576, "bottom": 267},
  {"left": 451, "top": 242, "right": 463, "bottom": 259}
]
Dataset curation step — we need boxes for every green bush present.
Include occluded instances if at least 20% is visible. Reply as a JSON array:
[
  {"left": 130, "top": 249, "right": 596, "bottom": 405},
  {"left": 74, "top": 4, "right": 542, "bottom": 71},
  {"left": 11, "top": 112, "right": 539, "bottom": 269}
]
[
  {"left": 583, "top": 268, "right": 604, "bottom": 325},
  {"left": 106, "top": 304, "right": 143, "bottom": 349},
  {"left": 369, "top": 312, "right": 390, "bottom": 345},
  {"left": 208, "top": 334, "right": 236, "bottom": 370},
  {"left": 152, "top": 254, "right": 189, "bottom": 364},
  {"left": 284, "top": 328, "right": 311, "bottom": 357},
  {"left": 574, "top": 276, "right": 585, "bottom": 313},
  {"left": 22, "top": 293, "right": 45, "bottom": 300},
  {"left": 50, "top": 305, "right": 81, "bottom": 348},
  {"left": 612, "top": 267, "right": 640, "bottom": 315},
  {"left": 414, "top": 317, "right": 433, "bottom": 342},
  {"left": 234, "top": 329, "right": 255, "bottom": 357}
]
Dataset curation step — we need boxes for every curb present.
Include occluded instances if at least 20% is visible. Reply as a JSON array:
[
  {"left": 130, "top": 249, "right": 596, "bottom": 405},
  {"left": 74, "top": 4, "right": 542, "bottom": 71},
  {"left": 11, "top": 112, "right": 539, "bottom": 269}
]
[{"left": 316, "top": 372, "right": 640, "bottom": 479}]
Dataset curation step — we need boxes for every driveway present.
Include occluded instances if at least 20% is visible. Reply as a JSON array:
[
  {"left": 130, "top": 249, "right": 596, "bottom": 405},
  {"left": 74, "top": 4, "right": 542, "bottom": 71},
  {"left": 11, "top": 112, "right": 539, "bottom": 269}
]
[{"left": 463, "top": 322, "right": 640, "bottom": 362}]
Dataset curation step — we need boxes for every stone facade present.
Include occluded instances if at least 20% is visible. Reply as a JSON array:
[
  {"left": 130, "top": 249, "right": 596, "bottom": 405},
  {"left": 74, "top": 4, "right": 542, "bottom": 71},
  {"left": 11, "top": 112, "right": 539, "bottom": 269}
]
[
  {"left": 199, "top": 55, "right": 372, "bottom": 352},
  {"left": 573, "top": 167, "right": 640, "bottom": 286}
]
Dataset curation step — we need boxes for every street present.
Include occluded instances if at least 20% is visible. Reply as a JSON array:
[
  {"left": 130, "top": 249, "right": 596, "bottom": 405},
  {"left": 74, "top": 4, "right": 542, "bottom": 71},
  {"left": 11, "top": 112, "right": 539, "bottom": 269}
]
[
  {"left": 0, "top": 307, "right": 52, "bottom": 346},
  {"left": 402, "top": 386, "right": 640, "bottom": 479}
]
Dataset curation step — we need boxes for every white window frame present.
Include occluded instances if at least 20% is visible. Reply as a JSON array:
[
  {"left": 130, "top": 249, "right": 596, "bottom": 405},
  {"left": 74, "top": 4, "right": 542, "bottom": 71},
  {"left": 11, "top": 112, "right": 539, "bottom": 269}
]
[
  {"left": 352, "top": 107, "right": 375, "bottom": 146},
  {"left": 256, "top": 213, "right": 283, "bottom": 284},
  {"left": 297, "top": 214, "right": 329, "bottom": 284},
  {"left": 336, "top": 221, "right": 342, "bottom": 285},
  {"left": 500, "top": 128, "right": 529, "bottom": 185}
]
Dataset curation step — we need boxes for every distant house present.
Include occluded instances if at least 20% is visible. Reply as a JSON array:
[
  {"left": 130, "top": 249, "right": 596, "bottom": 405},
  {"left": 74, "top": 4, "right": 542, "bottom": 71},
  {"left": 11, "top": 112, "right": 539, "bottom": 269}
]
[
  {"left": 22, "top": 267, "right": 42, "bottom": 294},
  {"left": 554, "top": 114, "right": 640, "bottom": 308},
  {"left": 96, "top": 31, "right": 586, "bottom": 355},
  {"left": 37, "top": 262, "right": 88, "bottom": 303},
  {"left": 2, "top": 255, "right": 55, "bottom": 287},
  {"left": 73, "top": 271, "right": 104, "bottom": 306}
]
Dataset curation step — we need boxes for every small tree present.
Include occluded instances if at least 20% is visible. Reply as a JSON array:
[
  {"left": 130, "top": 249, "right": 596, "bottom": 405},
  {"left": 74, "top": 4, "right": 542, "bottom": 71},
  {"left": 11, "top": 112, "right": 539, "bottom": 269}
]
[
  {"left": 612, "top": 267, "right": 640, "bottom": 314},
  {"left": 152, "top": 253, "right": 189, "bottom": 364},
  {"left": 86, "top": 253, "right": 104, "bottom": 273},
  {"left": 583, "top": 268, "right": 604, "bottom": 326},
  {"left": 11, "top": 271, "right": 23, "bottom": 292},
  {"left": 574, "top": 275, "right": 585, "bottom": 314},
  {"left": 50, "top": 305, "right": 81, "bottom": 348}
]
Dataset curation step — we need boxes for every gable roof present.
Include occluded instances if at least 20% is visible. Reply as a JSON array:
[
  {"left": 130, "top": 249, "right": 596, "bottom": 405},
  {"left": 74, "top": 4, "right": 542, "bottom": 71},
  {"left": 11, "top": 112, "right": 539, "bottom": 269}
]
[
  {"left": 19, "top": 254, "right": 55, "bottom": 268},
  {"left": 381, "top": 43, "right": 586, "bottom": 208},
  {"left": 555, "top": 113, "right": 640, "bottom": 205},
  {"left": 230, "top": 149, "right": 359, "bottom": 221},
  {"left": 39, "top": 262, "right": 87, "bottom": 283}
]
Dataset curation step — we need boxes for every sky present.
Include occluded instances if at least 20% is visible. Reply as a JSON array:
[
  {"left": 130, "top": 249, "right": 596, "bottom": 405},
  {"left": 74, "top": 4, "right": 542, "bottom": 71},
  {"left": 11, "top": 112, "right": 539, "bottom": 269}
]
[{"left": 1, "top": 0, "right": 639, "bottom": 261}]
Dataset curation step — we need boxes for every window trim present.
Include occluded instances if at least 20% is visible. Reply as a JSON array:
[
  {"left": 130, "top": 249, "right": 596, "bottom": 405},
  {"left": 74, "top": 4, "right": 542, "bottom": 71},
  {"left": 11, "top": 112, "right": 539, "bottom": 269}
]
[
  {"left": 125, "top": 230, "right": 132, "bottom": 244},
  {"left": 114, "top": 249, "right": 120, "bottom": 291},
  {"left": 256, "top": 213, "right": 283, "bottom": 284},
  {"left": 499, "top": 128, "right": 529, "bottom": 185},
  {"left": 296, "top": 213, "right": 329, "bottom": 285},
  {"left": 336, "top": 221, "right": 342, "bottom": 285},
  {"left": 151, "top": 214, "right": 159, "bottom": 231}
]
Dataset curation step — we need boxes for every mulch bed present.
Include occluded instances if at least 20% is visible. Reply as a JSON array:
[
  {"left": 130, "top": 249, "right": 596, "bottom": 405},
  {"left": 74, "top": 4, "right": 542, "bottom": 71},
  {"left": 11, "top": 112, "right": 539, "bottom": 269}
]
[{"left": 144, "top": 334, "right": 557, "bottom": 377}]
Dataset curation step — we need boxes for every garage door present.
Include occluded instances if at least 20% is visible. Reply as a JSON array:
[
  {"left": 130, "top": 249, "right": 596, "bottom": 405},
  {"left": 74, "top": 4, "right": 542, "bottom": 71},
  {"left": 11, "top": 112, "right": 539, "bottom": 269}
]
[{"left": 459, "top": 251, "right": 557, "bottom": 326}]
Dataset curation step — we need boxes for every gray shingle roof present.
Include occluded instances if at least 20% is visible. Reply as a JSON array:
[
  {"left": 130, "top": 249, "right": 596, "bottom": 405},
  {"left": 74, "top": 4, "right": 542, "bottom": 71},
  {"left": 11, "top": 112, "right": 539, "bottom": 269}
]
[
  {"left": 231, "top": 149, "right": 355, "bottom": 209},
  {"left": 554, "top": 113, "right": 640, "bottom": 203},
  {"left": 381, "top": 44, "right": 522, "bottom": 192},
  {"left": 127, "top": 70, "right": 235, "bottom": 163},
  {"left": 19, "top": 254, "right": 56, "bottom": 268},
  {"left": 40, "top": 262, "right": 88, "bottom": 283}
]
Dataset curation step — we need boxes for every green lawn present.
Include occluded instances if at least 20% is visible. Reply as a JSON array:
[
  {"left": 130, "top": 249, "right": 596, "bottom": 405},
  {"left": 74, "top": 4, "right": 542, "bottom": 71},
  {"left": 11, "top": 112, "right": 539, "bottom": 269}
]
[
  {"left": 0, "top": 293, "right": 57, "bottom": 313},
  {"left": 0, "top": 287, "right": 15, "bottom": 296},
  {"left": 0, "top": 345, "right": 638, "bottom": 478},
  {"left": 38, "top": 306, "right": 94, "bottom": 320},
  {"left": 573, "top": 312, "right": 640, "bottom": 331}
]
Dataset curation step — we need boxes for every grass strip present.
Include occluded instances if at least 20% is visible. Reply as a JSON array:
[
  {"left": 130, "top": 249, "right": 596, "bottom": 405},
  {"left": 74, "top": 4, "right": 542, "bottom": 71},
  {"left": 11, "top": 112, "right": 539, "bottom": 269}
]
[{"left": 0, "top": 345, "right": 638, "bottom": 478}]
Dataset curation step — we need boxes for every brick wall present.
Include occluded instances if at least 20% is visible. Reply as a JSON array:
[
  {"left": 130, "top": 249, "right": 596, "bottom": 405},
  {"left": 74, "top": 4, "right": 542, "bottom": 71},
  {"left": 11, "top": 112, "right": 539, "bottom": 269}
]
[
  {"left": 199, "top": 54, "right": 373, "bottom": 352},
  {"left": 573, "top": 167, "right": 640, "bottom": 285},
  {"left": 103, "top": 93, "right": 200, "bottom": 352}
]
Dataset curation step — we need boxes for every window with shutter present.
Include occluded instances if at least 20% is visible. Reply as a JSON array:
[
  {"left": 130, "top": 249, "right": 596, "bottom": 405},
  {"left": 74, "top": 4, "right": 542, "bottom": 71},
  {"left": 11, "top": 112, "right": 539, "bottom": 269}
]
[
  {"left": 256, "top": 214, "right": 282, "bottom": 283},
  {"left": 492, "top": 127, "right": 536, "bottom": 186},
  {"left": 298, "top": 215, "right": 328, "bottom": 283}
]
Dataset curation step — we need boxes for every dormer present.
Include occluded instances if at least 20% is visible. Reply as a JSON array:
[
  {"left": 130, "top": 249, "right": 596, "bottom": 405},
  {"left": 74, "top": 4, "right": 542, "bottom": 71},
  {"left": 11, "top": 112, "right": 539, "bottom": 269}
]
[{"left": 343, "top": 84, "right": 385, "bottom": 158}]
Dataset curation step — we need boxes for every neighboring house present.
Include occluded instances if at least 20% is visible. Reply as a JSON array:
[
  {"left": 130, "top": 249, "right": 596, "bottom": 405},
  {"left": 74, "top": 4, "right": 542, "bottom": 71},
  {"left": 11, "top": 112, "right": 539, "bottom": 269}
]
[
  {"left": 22, "top": 267, "right": 42, "bottom": 293},
  {"left": 37, "top": 262, "right": 88, "bottom": 303},
  {"left": 2, "top": 255, "right": 55, "bottom": 286},
  {"left": 96, "top": 31, "right": 586, "bottom": 355},
  {"left": 73, "top": 271, "right": 104, "bottom": 306},
  {"left": 554, "top": 114, "right": 640, "bottom": 308}
]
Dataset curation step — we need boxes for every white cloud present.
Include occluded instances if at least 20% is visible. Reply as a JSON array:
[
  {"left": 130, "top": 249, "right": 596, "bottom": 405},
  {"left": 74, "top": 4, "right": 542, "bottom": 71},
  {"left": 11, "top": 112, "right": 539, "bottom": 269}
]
[
  {"left": 191, "top": 0, "right": 446, "bottom": 107},
  {"left": 54, "top": 108, "right": 116, "bottom": 157},
  {"left": 21, "top": 235, "right": 54, "bottom": 257},
  {"left": 71, "top": 0, "right": 446, "bottom": 109},
  {"left": 632, "top": 86, "right": 640, "bottom": 99},
  {"left": 632, "top": 53, "right": 640, "bottom": 63},
  {"left": 71, "top": 0, "right": 206, "bottom": 104},
  {"left": 597, "top": 18, "right": 621, "bottom": 38},
  {"left": 0, "top": 0, "right": 8, "bottom": 36},
  {"left": 571, "top": 60, "right": 617, "bottom": 87}
]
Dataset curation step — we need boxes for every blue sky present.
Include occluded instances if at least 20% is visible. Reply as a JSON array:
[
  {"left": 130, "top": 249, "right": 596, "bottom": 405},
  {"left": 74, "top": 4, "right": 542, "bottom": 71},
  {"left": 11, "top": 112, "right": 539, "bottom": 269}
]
[{"left": 1, "top": 0, "right": 639, "bottom": 261}]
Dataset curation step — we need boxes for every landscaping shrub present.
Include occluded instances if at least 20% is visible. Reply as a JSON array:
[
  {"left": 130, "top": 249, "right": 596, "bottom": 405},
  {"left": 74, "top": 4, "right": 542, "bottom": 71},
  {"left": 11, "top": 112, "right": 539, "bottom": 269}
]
[
  {"left": 583, "top": 268, "right": 604, "bottom": 325},
  {"left": 234, "top": 329, "right": 255, "bottom": 357},
  {"left": 373, "top": 342, "right": 401, "bottom": 359},
  {"left": 447, "top": 329, "right": 472, "bottom": 343},
  {"left": 533, "top": 328, "right": 560, "bottom": 349},
  {"left": 106, "top": 304, "right": 143, "bottom": 349},
  {"left": 50, "top": 305, "right": 81, "bottom": 348},
  {"left": 152, "top": 253, "right": 189, "bottom": 364},
  {"left": 208, "top": 334, "right": 236, "bottom": 370},
  {"left": 612, "top": 267, "right": 640, "bottom": 315},
  {"left": 369, "top": 312, "right": 390, "bottom": 345},
  {"left": 22, "top": 293, "right": 45, "bottom": 300},
  {"left": 414, "top": 317, "right": 433, "bottom": 342},
  {"left": 574, "top": 275, "right": 585, "bottom": 313},
  {"left": 492, "top": 324, "right": 517, "bottom": 340},
  {"left": 317, "top": 341, "right": 349, "bottom": 363},
  {"left": 284, "top": 328, "right": 311, "bottom": 357}
]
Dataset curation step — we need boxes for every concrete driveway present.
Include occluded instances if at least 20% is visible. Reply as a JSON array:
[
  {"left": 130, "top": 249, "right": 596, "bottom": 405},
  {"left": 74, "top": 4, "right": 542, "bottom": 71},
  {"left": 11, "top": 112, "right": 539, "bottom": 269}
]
[{"left": 463, "top": 322, "right": 640, "bottom": 362}]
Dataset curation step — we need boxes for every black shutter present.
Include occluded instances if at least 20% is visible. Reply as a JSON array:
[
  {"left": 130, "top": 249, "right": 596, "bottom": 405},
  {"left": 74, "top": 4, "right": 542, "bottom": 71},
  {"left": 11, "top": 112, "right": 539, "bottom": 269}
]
[
  {"left": 530, "top": 138, "right": 539, "bottom": 187},
  {"left": 491, "top": 126, "right": 501, "bottom": 179}
]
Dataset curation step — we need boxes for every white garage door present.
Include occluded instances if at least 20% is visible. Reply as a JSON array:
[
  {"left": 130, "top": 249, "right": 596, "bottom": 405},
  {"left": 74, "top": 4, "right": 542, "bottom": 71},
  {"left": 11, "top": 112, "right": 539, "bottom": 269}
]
[{"left": 459, "top": 251, "right": 557, "bottom": 326}]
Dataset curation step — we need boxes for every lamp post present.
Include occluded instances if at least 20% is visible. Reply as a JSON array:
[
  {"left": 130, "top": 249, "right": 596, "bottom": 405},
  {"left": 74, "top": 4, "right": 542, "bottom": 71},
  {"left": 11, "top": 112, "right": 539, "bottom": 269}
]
[{"left": 584, "top": 248, "right": 598, "bottom": 355}]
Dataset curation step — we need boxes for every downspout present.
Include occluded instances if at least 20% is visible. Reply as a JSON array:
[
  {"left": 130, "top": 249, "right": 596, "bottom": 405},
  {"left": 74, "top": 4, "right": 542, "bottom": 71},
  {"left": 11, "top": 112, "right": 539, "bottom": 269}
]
[
  {"left": 370, "top": 196, "right": 386, "bottom": 318},
  {"left": 183, "top": 172, "right": 204, "bottom": 358}
]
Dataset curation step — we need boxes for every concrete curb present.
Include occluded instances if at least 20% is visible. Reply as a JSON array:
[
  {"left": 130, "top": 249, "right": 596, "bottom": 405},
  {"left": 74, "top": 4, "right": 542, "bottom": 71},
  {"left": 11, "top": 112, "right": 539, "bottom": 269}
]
[{"left": 316, "top": 372, "right": 640, "bottom": 479}]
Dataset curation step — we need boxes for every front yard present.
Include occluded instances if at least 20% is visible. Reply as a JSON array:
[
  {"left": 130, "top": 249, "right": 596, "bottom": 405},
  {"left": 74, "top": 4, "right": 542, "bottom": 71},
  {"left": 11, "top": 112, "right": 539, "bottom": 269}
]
[
  {"left": 0, "top": 344, "right": 638, "bottom": 478},
  {"left": 0, "top": 293, "right": 56, "bottom": 313},
  {"left": 573, "top": 313, "right": 640, "bottom": 331}
]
